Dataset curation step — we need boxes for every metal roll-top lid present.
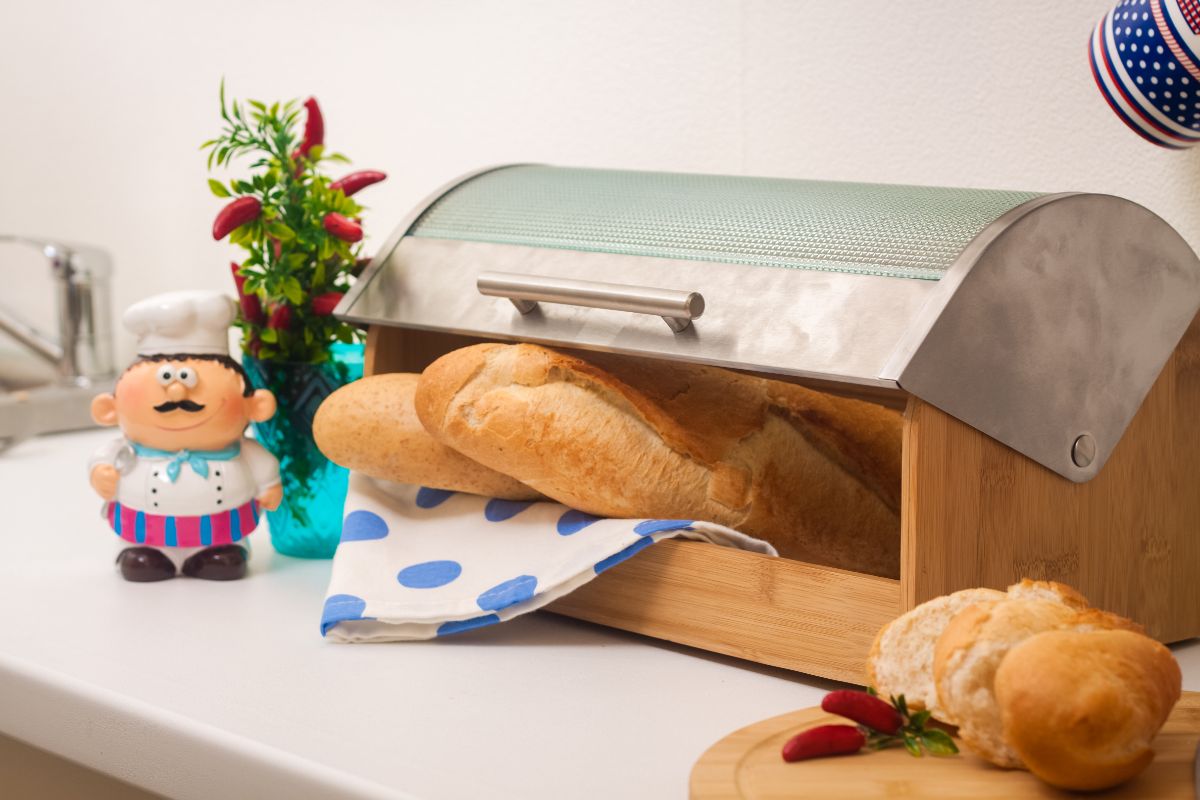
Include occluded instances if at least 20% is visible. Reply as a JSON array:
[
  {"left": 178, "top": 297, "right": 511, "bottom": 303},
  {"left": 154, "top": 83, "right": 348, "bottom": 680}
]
[{"left": 338, "top": 165, "right": 1200, "bottom": 483}]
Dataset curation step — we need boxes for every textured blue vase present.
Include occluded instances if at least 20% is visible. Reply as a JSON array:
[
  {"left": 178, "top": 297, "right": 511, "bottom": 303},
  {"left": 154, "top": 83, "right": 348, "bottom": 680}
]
[{"left": 244, "top": 342, "right": 364, "bottom": 558}]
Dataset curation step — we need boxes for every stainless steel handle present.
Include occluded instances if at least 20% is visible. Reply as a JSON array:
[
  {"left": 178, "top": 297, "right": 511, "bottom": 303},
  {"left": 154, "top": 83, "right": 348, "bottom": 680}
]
[{"left": 477, "top": 271, "right": 705, "bottom": 333}]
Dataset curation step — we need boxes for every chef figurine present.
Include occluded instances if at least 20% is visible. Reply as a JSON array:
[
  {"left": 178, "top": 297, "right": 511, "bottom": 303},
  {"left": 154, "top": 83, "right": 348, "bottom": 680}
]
[{"left": 88, "top": 291, "right": 283, "bottom": 581}]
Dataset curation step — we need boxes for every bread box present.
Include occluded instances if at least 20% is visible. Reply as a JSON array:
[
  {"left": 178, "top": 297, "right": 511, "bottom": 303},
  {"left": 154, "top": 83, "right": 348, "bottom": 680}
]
[{"left": 335, "top": 165, "right": 1200, "bottom": 683}]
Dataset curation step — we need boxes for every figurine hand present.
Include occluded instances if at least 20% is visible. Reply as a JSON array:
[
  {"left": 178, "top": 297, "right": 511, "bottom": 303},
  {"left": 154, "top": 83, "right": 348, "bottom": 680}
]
[
  {"left": 257, "top": 483, "right": 283, "bottom": 512},
  {"left": 90, "top": 464, "right": 119, "bottom": 501}
]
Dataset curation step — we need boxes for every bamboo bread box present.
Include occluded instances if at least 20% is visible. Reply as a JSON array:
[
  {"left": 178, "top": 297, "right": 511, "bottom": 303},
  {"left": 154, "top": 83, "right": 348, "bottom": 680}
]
[{"left": 337, "top": 166, "right": 1200, "bottom": 683}]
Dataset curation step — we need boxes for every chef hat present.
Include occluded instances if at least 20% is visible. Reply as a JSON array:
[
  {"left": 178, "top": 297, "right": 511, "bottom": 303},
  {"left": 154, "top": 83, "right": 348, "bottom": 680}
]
[{"left": 124, "top": 290, "right": 236, "bottom": 357}]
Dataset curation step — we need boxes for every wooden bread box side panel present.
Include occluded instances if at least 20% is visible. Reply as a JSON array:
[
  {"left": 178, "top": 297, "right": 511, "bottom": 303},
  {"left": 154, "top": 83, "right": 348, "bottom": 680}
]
[{"left": 902, "top": 313, "right": 1200, "bottom": 643}]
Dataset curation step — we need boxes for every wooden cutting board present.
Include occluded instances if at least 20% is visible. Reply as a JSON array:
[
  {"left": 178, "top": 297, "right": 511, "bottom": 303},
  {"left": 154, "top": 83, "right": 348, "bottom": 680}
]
[{"left": 691, "top": 691, "right": 1200, "bottom": 799}]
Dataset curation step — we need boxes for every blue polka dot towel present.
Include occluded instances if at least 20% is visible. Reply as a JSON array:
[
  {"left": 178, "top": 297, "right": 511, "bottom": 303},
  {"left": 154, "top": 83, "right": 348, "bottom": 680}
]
[{"left": 321, "top": 473, "right": 777, "bottom": 641}]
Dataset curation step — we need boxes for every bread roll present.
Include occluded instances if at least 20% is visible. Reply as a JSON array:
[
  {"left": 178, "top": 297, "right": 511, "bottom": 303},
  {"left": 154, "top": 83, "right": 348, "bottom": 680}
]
[
  {"left": 414, "top": 343, "right": 903, "bottom": 576},
  {"left": 865, "top": 587, "right": 1005, "bottom": 715},
  {"left": 933, "top": 599, "right": 1140, "bottom": 767},
  {"left": 995, "top": 629, "right": 1181, "bottom": 791},
  {"left": 313, "top": 373, "right": 541, "bottom": 500}
]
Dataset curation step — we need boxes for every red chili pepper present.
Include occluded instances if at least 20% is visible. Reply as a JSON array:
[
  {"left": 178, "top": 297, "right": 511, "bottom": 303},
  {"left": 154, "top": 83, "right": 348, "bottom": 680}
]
[
  {"left": 267, "top": 304, "right": 292, "bottom": 330},
  {"left": 781, "top": 725, "right": 865, "bottom": 763},
  {"left": 323, "top": 212, "right": 363, "bottom": 242},
  {"left": 212, "top": 196, "right": 261, "bottom": 240},
  {"left": 270, "top": 237, "right": 282, "bottom": 261},
  {"left": 300, "top": 97, "right": 324, "bottom": 155},
  {"left": 229, "top": 262, "right": 265, "bottom": 324},
  {"left": 311, "top": 292, "right": 344, "bottom": 316},
  {"left": 330, "top": 170, "right": 387, "bottom": 197},
  {"left": 821, "top": 691, "right": 904, "bottom": 735}
]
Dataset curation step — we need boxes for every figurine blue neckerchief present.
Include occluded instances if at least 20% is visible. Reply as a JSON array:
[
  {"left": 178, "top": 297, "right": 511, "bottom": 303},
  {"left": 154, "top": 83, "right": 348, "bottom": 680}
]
[{"left": 88, "top": 291, "right": 282, "bottom": 581}]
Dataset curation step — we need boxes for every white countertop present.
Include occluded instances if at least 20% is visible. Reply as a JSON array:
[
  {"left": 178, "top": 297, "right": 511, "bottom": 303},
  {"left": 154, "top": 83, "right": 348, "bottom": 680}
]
[{"left": 2, "top": 430, "right": 1198, "bottom": 799}]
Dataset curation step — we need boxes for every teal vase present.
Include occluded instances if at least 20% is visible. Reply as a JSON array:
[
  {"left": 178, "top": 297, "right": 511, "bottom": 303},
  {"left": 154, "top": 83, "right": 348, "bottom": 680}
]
[{"left": 244, "top": 342, "right": 364, "bottom": 558}]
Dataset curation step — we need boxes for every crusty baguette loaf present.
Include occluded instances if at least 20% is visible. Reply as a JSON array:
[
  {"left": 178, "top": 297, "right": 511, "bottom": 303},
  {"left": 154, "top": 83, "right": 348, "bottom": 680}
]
[
  {"left": 933, "top": 599, "right": 1081, "bottom": 766},
  {"left": 994, "top": 629, "right": 1182, "bottom": 792},
  {"left": 866, "top": 580, "right": 1102, "bottom": 718},
  {"left": 865, "top": 588, "right": 1005, "bottom": 715},
  {"left": 313, "top": 373, "right": 542, "bottom": 500},
  {"left": 414, "top": 343, "right": 903, "bottom": 576},
  {"left": 933, "top": 598, "right": 1143, "bottom": 768}
]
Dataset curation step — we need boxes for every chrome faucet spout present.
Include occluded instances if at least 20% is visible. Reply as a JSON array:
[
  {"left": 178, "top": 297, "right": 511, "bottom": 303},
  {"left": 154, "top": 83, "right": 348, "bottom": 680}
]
[{"left": 0, "top": 235, "right": 114, "bottom": 385}]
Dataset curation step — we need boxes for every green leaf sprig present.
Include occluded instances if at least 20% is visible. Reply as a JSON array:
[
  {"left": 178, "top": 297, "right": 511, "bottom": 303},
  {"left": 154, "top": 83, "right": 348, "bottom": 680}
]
[
  {"left": 201, "top": 80, "right": 365, "bottom": 364},
  {"left": 864, "top": 689, "right": 959, "bottom": 757}
]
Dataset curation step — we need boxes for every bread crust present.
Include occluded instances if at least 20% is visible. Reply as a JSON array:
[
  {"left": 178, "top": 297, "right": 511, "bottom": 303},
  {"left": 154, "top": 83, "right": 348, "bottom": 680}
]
[
  {"left": 313, "top": 373, "right": 542, "bottom": 500},
  {"left": 995, "top": 629, "right": 1182, "bottom": 791},
  {"left": 414, "top": 343, "right": 903, "bottom": 576},
  {"left": 933, "top": 599, "right": 1082, "bottom": 765},
  {"left": 933, "top": 599, "right": 1145, "bottom": 768}
]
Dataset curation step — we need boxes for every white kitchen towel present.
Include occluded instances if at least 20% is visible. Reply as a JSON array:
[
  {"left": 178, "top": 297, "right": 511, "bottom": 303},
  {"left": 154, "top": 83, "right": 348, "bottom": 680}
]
[{"left": 321, "top": 473, "right": 777, "bottom": 641}]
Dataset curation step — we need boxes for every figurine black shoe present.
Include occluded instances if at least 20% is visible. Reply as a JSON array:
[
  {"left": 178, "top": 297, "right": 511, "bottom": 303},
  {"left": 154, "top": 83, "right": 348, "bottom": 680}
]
[
  {"left": 181, "top": 544, "right": 248, "bottom": 581},
  {"left": 116, "top": 547, "right": 177, "bottom": 582}
]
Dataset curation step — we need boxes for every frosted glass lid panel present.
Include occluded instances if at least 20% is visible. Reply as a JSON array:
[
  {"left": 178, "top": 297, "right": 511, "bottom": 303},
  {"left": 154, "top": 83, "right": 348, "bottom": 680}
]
[{"left": 408, "top": 166, "right": 1041, "bottom": 281}]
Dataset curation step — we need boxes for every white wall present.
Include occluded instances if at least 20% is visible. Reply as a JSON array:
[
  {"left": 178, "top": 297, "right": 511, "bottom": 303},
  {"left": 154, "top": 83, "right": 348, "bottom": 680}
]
[{"left": 3, "top": 0, "right": 1199, "bottom": 361}]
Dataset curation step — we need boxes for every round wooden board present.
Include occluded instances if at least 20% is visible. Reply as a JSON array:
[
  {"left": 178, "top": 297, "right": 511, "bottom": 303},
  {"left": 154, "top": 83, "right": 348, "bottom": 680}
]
[{"left": 691, "top": 691, "right": 1200, "bottom": 799}]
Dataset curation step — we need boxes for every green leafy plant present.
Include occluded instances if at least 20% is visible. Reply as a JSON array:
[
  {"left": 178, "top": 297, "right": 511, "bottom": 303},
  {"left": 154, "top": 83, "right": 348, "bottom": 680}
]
[{"left": 202, "top": 81, "right": 386, "bottom": 364}]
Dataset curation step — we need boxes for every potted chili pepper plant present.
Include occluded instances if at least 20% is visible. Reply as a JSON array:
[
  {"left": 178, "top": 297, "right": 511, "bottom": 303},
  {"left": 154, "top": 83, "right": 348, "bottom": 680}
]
[{"left": 203, "top": 83, "right": 386, "bottom": 558}]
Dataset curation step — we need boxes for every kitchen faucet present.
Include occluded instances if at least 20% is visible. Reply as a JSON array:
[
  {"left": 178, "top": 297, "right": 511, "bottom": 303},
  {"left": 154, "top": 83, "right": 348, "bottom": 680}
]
[
  {"left": 0, "top": 235, "right": 114, "bottom": 385},
  {"left": 0, "top": 236, "right": 115, "bottom": 451}
]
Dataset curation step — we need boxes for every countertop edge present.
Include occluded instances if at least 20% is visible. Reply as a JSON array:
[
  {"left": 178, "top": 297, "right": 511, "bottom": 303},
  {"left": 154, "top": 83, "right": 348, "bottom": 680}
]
[{"left": 0, "top": 650, "right": 409, "bottom": 800}]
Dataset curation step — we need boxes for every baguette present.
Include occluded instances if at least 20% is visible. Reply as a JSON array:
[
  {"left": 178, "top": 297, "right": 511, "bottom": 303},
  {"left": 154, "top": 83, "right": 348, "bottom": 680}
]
[
  {"left": 994, "top": 629, "right": 1182, "bottom": 791},
  {"left": 414, "top": 343, "right": 903, "bottom": 576},
  {"left": 865, "top": 587, "right": 1005, "bottom": 715},
  {"left": 865, "top": 579, "right": 1092, "bottom": 714},
  {"left": 933, "top": 598, "right": 1143, "bottom": 768},
  {"left": 313, "top": 373, "right": 542, "bottom": 500}
]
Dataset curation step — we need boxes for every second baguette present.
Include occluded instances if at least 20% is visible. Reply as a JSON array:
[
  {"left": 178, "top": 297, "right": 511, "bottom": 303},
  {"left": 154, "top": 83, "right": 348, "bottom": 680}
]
[
  {"left": 414, "top": 343, "right": 903, "bottom": 576},
  {"left": 314, "top": 373, "right": 542, "bottom": 500}
]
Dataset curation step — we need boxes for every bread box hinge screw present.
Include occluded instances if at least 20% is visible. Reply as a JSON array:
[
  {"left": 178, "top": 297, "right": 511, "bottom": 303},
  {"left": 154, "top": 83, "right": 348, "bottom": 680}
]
[{"left": 1072, "top": 434, "right": 1096, "bottom": 468}]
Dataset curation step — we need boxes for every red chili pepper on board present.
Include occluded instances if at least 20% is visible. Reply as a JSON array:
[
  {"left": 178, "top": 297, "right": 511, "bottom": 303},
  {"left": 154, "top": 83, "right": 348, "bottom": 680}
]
[
  {"left": 229, "top": 262, "right": 265, "bottom": 324},
  {"left": 300, "top": 97, "right": 324, "bottom": 155},
  {"left": 821, "top": 690, "right": 904, "bottom": 735},
  {"left": 330, "top": 170, "right": 387, "bottom": 197},
  {"left": 212, "top": 196, "right": 262, "bottom": 240},
  {"left": 323, "top": 212, "right": 363, "bottom": 242},
  {"left": 311, "top": 292, "right": 344, "bottom": 316},
  {"left": 267, "top": 304, "right": 292, "bottom": 330},
  {"left": 781, "top": 725, "right": 865, "bottom": 763}
]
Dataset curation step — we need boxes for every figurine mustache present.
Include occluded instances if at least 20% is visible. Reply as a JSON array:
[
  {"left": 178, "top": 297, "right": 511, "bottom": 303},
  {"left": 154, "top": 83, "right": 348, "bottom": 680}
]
[{"left": 153, "top": 400, "right": 207, "bottom": 413}]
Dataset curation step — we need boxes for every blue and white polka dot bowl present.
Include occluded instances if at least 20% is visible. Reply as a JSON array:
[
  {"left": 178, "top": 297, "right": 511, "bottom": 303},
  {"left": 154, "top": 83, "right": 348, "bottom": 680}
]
[{"left": 1091, "top": 0, "right": 1200, "bottom": 147}]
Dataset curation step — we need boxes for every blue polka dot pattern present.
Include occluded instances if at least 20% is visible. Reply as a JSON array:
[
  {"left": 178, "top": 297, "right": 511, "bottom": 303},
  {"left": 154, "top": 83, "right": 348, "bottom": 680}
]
[
  {"left": 557, "top": 509, "right": 603, "bottom": 535},
  {"left": 594, "top": 536, "right": 655, "bottom": 574},
  {"left": 633, "top": 519, "right": 693, "bottom": 536},
  {"left": 397, "top": 560, "right": 463, "bottom": 589},
  {"left": 415, "top": 487, "right": 455, "bottom": 509},
  {"left": 484, "top": 498, "right": 534, "bottom": 522},
  {"left": 477, "top": 575, "right": 538, "bottom": 611},
  {"left": 321, "top": 594, "right": 370, "bottom": 636},
  {"left": 340, "top": 510, "right": 390, "bottom": 542},
  {"left": 437, "top": 614, "right": 500, "bottom": 636}
]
